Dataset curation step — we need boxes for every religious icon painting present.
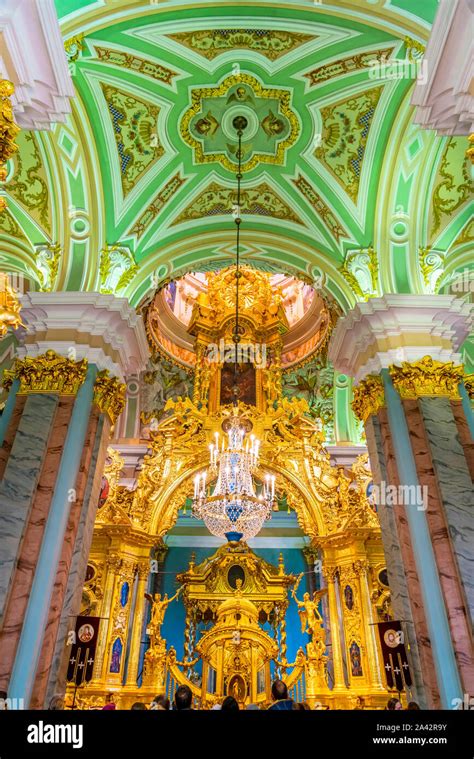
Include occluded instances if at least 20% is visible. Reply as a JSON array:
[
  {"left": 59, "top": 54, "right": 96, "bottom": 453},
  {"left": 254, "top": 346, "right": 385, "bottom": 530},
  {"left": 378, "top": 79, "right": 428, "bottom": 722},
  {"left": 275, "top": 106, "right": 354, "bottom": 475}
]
[
  {"left": 349, "top": 641, "right": 363, "bottom": 677},
  {"left": 227, "top": 673, "right": 246, "bottom": 702},
  {"left": 98, "top": 475, "right": 109, "bottom": 509},
  {"left": 110, "top": 638, "right": 123, "bottom": 673},
  {"left": 344, "top": 584, "right": 354, "bottom": 610},
  {"left": 120, "top": 582, "right": 129, "bottom": 607}
]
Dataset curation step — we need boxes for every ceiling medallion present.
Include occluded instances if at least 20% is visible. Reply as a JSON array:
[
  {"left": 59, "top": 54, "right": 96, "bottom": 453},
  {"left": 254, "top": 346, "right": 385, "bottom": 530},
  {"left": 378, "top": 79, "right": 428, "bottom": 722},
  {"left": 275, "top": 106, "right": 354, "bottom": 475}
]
[{"left": 180, "top": 73, "right": 300, "bottom": 173}]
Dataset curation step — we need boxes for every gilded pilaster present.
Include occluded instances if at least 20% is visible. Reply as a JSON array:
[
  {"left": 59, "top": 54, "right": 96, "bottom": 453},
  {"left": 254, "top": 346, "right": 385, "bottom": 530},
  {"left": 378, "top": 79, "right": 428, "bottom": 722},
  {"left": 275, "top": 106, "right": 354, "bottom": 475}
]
[
  {"left": 105, "top": 558, "right": 136, "bottom": 685},
  {"left": 323, "top": 566, "right": 346, "bottom": 693},
  {"left": 353, "top": 559, "right": 385, "bottom": 691},
  {"left": 124, "top": 561, "right": 150, "bottom": 687},
  {"left": 93, "top": 554, "right": 122, "bottom": 683}
]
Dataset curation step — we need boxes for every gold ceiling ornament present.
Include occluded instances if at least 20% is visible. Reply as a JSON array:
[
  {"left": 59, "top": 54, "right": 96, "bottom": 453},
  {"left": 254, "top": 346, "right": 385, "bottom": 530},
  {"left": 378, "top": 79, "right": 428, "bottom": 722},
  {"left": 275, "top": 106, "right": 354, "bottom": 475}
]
[
  {"left": 352, "top": 375, "right": 385, "bottom": 423},
  {"left": 0, "top": 80, "right": 20, "bottom": 210},
  {"left": 64, "top": 33, "right": 85, "bottom": 62},
  {"left": 3, "top": 349, "right": 88, "bottom": 395},
  {"left": 418, "top": 246, "right": 445, "bottom": 292},
  {"left": 35, "top": 243, "right": 62, "bottom": 291},
  {"left": 93, "top": 370, "right": 126, "bottom": 423},
  {"left": 467, "top": 134, "right": 474, "bottom": 165},
  {"left": 339, "top": 246, "right": 379, "bottom": 301},
  {"left": 0, "top": 271, "right": 24, "bottom": 336},
  {"left": 203, "top": 265, "right": 283, "bottom": 325},
  {"left": 389, "top": 355, "right": 464, "bottom": 399},
  {"left": 99, "top": 244, "right": 138, "bottom": 295},
  {"left": 180, "top": 73, "right": 299, "bottom": 174},
  {"left": 403, "top": 36, "right": 425, "bottom": 62}
]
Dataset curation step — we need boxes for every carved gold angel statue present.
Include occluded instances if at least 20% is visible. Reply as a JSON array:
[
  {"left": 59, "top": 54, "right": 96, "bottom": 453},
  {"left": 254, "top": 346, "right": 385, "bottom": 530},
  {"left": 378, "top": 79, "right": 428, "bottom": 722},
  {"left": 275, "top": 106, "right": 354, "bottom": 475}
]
[
  {"left": 291, "top": 573, "right": 327, "bottom": 636},
  {"left": 145, "top": 587, "right": 183, "bottom": 646}
]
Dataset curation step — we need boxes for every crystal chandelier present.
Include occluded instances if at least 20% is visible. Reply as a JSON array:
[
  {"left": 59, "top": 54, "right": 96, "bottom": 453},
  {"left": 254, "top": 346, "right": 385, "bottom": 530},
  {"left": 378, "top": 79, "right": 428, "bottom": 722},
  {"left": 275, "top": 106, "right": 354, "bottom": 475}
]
[
  {"left": 193, "top": 414, "right": 275, "bottom": 541},
  {"left": 191, "top": 115, "right": 276, "bottom": 542}
]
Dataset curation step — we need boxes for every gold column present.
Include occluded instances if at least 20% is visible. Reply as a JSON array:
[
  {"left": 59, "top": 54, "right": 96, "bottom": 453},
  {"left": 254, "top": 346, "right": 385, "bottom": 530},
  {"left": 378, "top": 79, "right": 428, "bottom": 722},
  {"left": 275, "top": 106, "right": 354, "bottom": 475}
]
[
  {"left": 124, "top": 561, "right": 149, "bottom": 688},
  {"left": 354, "top": 559, "right": 385, "bottom": 692},
  {"left": 93, "top": 554, "right": 122, "bottom": 683},
  {"left": 324, "top": 566, "right": 346, "bottom": 693}
]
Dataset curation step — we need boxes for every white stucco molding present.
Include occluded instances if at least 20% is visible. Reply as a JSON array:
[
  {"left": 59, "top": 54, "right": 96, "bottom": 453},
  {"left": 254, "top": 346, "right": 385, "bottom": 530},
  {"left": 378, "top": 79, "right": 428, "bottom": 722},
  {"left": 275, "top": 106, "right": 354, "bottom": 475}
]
[
  {"left": 328, "top": 294, "right": 472, "bottom": 384},
  {"left": 16, "top": 292, "right": 150, "bottom": 381}
]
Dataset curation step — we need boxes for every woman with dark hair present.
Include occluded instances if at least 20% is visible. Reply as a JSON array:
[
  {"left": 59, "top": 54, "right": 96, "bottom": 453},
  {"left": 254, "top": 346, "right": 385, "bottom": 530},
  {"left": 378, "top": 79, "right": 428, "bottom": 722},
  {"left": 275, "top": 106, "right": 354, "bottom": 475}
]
[
  {"left": 221, "top": 696, "right": 239, "bottom": 712},
  {"left": 150, "top": 694, "right": 170, "bottom": 710},
  {"left": 385, "top": 697, "right": 402, "bottom": 710}
]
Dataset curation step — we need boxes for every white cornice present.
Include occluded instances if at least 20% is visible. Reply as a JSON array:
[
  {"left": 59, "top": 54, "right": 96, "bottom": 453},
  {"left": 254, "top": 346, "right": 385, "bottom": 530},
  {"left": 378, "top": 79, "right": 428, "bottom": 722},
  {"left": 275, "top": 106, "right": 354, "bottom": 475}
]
[
  {"left": 16, "top": 292, "right": 150, "bottom": 380},
  {"left": 329, "top": 294, "right": 472, "bottom": 384}
]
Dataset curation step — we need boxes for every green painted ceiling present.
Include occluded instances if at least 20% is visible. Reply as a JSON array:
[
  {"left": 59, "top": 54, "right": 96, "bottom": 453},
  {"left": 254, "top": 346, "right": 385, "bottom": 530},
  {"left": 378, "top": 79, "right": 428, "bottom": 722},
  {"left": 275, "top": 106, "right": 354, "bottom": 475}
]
[{"left": 2, "top": 1, "right": 472, "bottom": 320}]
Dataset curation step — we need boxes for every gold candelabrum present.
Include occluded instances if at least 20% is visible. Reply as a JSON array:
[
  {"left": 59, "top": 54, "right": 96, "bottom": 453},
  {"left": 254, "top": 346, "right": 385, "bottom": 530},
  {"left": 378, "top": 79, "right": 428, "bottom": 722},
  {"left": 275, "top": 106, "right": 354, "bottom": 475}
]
[{"left": 67, "top": 266, "right": 393, "bottom": 710}]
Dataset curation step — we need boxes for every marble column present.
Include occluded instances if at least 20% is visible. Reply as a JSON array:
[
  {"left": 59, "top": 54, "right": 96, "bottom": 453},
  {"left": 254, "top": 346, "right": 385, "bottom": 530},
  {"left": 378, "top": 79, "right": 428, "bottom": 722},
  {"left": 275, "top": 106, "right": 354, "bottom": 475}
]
[
  {"left": 364, "top": 413, "right": 432, "bottom": 708},
  {"left": 0, "top": 293, "right": 149, "bottom": 707},
  {"left": 329, "top": 294, "right": 473, "bottom": 708}
]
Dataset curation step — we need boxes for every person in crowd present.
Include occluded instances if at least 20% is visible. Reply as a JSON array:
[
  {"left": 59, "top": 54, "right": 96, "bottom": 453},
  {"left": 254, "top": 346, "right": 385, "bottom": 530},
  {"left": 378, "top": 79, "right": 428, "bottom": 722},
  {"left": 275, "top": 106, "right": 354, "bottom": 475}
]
[
  {"left": 150, "top": 694, "right": 170, "bottom": 710},
  {"left": 354, "top": 696, "right": 365, "bottom": 710},
  {"left": 267, "top": 680, "right": 294, "bottom": 711},
  {"left": 48, "top": 696, "right": 64, "bottom": 710},
  {"left": 131, "top": 702, "right": 147, "bottom": 710},
  {"left": 385, "top": 697, "right": 403, "bottom": 710},
  {"left": 0, "top": 690, "right": 8, "bottom": 710},
  {"left": 174, "top": 684, "right": 193, "bottom": 711},
  {"left": 293, "top": 701, "right": 311, "bottom": 710},
  {"left": 221, "top": 696, "right": 239, "bottom": 712},
  {"left": 102, "top": 693, "right": 116, "bottom": 710},
  {"left": 407, "top": 701, "right": 420, "bottom": 710}
]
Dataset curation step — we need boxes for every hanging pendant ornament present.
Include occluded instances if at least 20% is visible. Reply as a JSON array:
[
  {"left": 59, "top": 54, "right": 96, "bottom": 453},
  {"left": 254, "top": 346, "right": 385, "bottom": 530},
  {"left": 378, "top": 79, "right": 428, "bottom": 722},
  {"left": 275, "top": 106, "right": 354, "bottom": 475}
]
[{"left": 191, "top": 114, "right": 277, "bottom": 542}]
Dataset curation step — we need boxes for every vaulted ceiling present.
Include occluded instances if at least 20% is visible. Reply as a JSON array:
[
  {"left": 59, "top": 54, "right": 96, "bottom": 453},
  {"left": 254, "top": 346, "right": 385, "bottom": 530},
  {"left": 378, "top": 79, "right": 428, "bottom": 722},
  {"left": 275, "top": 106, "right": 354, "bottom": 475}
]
[{"left": 2, "top": 0, "right": 472, "bottom": 326}]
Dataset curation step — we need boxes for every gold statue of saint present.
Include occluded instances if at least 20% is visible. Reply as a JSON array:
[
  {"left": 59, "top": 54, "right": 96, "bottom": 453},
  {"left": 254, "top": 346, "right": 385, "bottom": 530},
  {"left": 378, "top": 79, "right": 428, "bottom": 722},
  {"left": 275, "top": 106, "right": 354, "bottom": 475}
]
[
  {"left": 291, "top": 574, "right": 327, "bottom": 635},
  {"left": 145, "top": 588, "right": 182, "bottom": 646}
]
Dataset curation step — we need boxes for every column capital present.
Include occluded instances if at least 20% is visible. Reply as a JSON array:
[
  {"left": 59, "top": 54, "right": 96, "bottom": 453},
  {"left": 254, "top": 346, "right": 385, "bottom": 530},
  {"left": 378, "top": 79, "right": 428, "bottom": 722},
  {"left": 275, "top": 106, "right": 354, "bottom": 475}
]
[
  {"left": 16, "top": 292, "right": 149, "bottom": 381},
  {"left": 329, "top": 294, "right": 471, "bottom": 384},
  {"left": 389, "top": 356, "right": 464, "bottom": 400}
]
